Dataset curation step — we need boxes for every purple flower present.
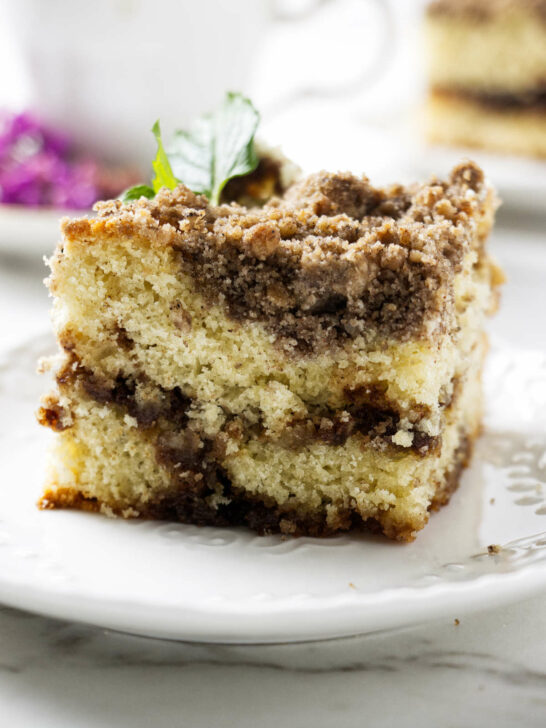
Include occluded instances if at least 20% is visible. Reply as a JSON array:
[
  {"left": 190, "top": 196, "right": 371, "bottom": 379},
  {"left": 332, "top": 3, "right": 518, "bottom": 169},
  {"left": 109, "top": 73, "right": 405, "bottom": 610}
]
[{"left": 0, "top": 110, "right": 100, "bottom": 209}]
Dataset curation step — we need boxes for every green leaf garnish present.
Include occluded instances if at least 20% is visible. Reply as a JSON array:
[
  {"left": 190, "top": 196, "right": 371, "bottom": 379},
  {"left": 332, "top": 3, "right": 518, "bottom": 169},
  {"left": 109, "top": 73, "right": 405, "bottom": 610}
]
[
  {"left": 119, "top": 184, "right": 155, "bottom": 202},
  {"left": 151, "top": 120, "right": 178, "bottom": 193},
  {"left": 168, "top": 118, "right": 215, "bottom": 198},
  {"left": 120, "top": 92, "right": 260, "bottom": 206},
  {"left": 169, "top": 92, "right": 259, "bottom": 204}
]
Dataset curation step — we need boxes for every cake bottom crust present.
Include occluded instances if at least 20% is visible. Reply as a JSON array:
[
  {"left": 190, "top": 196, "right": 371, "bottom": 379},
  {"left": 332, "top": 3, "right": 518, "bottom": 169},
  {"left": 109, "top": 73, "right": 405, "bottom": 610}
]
[
  {"left": 425, "top": 91, "right": 546, "bottom": 158},
  {"left": 39, "top": 412, "right": 472, "bottom": 541},
  {"left": 40, "top": 433, "right": 473, "bottom": 542}
]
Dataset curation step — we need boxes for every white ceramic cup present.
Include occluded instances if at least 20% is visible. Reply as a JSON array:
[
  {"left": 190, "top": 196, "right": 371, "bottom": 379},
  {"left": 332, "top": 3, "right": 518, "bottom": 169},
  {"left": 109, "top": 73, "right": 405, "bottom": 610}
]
[
  {"left": 0, "top": 0, "right": 391, "bottom": 167},
  {"left": 1, "top": 0, "right": 272, "bottom": 165}
]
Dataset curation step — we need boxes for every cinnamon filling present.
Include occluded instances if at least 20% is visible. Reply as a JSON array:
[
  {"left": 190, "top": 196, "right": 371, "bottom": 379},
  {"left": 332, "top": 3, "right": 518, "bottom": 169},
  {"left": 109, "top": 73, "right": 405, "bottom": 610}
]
[
  {"left": 56, "top": 363, "right": 440, "bottom": 457},
  {"left": 432, "top": 85, "right": 546, "bottom": 112}
]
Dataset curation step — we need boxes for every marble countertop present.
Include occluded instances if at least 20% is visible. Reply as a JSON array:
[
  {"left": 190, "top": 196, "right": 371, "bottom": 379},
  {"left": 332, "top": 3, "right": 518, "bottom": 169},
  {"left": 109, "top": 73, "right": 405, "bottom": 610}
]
[
  {"left": 1, "top": 206, "right": 545, "bottom": 728},
  {"left": 1, "top": 595, "right": 545, "bottom": 728}
]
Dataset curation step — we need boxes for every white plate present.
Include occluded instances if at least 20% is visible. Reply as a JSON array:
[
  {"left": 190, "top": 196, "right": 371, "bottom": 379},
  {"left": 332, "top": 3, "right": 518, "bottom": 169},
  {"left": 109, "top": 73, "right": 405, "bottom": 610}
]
[
  {"left": 0, "top": 326, "right": 545, "bottom": 644},
  {"left": 0, "top": 205, "right": 79, "bottom": 259}
]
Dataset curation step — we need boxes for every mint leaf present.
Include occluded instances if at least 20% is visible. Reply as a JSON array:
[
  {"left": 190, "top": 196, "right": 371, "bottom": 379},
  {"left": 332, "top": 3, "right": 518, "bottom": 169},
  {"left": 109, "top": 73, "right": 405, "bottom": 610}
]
[
  {"left": 169, "top": 92, "right": 259, "bottom": 204},
  {"left": 120, "top": 94, "right": 260, "bottom": 205},
  {"left": 119, "top": 184, "right": 155, "bottom": 202},
  {"left": 151, "top": 120, "right": 178, "bottom": 193},
  {"left": 169, "top": 119, "right": 215, "bottom": 198},
  {"left": 211, "top": 91, "right": 260, "bottom": 203}
]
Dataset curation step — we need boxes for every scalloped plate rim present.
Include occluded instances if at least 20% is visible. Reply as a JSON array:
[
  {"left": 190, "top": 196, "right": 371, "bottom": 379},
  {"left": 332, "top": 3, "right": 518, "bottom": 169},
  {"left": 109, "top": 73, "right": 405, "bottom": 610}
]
[{"left": 0, "top": 560, "right": 545, "bottom": 643}]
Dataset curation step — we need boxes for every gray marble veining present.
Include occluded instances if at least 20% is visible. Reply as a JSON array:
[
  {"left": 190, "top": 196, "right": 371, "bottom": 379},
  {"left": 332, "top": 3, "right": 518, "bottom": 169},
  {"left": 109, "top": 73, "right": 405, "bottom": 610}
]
[{"left": 1, "top": 595, "right": 545, "bottom": 728}]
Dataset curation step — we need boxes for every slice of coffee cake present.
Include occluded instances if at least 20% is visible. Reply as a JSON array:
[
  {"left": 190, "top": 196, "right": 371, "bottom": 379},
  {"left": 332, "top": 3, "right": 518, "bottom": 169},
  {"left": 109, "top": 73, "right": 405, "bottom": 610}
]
[
  {"left": 425, "top": 0, "right": 546, "bottom": 158},
  {"left": 38, "top": 161, "right": 501, "bottom": 541}
]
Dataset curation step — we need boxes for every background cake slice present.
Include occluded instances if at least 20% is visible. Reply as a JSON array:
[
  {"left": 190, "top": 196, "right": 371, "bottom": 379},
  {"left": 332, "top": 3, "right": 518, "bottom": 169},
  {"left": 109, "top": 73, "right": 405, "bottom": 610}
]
[
  {"left": 38, "top": 161, "right": 502, "bottom": 541},
  {"left": 425, "top": 0, "right": 546, "bottom": 158}
]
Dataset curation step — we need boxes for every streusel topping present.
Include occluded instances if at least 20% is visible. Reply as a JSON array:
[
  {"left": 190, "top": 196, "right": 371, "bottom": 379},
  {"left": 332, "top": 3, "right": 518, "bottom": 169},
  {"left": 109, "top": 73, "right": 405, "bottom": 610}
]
[{"left": 63, "top": 161, "right": 495, "bottom": 351}]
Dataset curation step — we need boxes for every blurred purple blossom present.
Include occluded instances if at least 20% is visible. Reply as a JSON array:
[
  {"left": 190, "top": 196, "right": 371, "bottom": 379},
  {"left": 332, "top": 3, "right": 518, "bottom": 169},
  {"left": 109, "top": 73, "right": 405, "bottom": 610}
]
[{"left": 0, "top": 110, "right": 100, "bottom": 209}]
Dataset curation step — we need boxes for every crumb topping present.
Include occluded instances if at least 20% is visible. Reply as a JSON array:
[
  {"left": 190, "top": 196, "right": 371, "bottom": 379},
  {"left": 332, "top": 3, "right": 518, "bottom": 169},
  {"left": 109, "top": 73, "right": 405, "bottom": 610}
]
[{"left": 63, "top": 161, "right": 495, "bottom": 351}]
